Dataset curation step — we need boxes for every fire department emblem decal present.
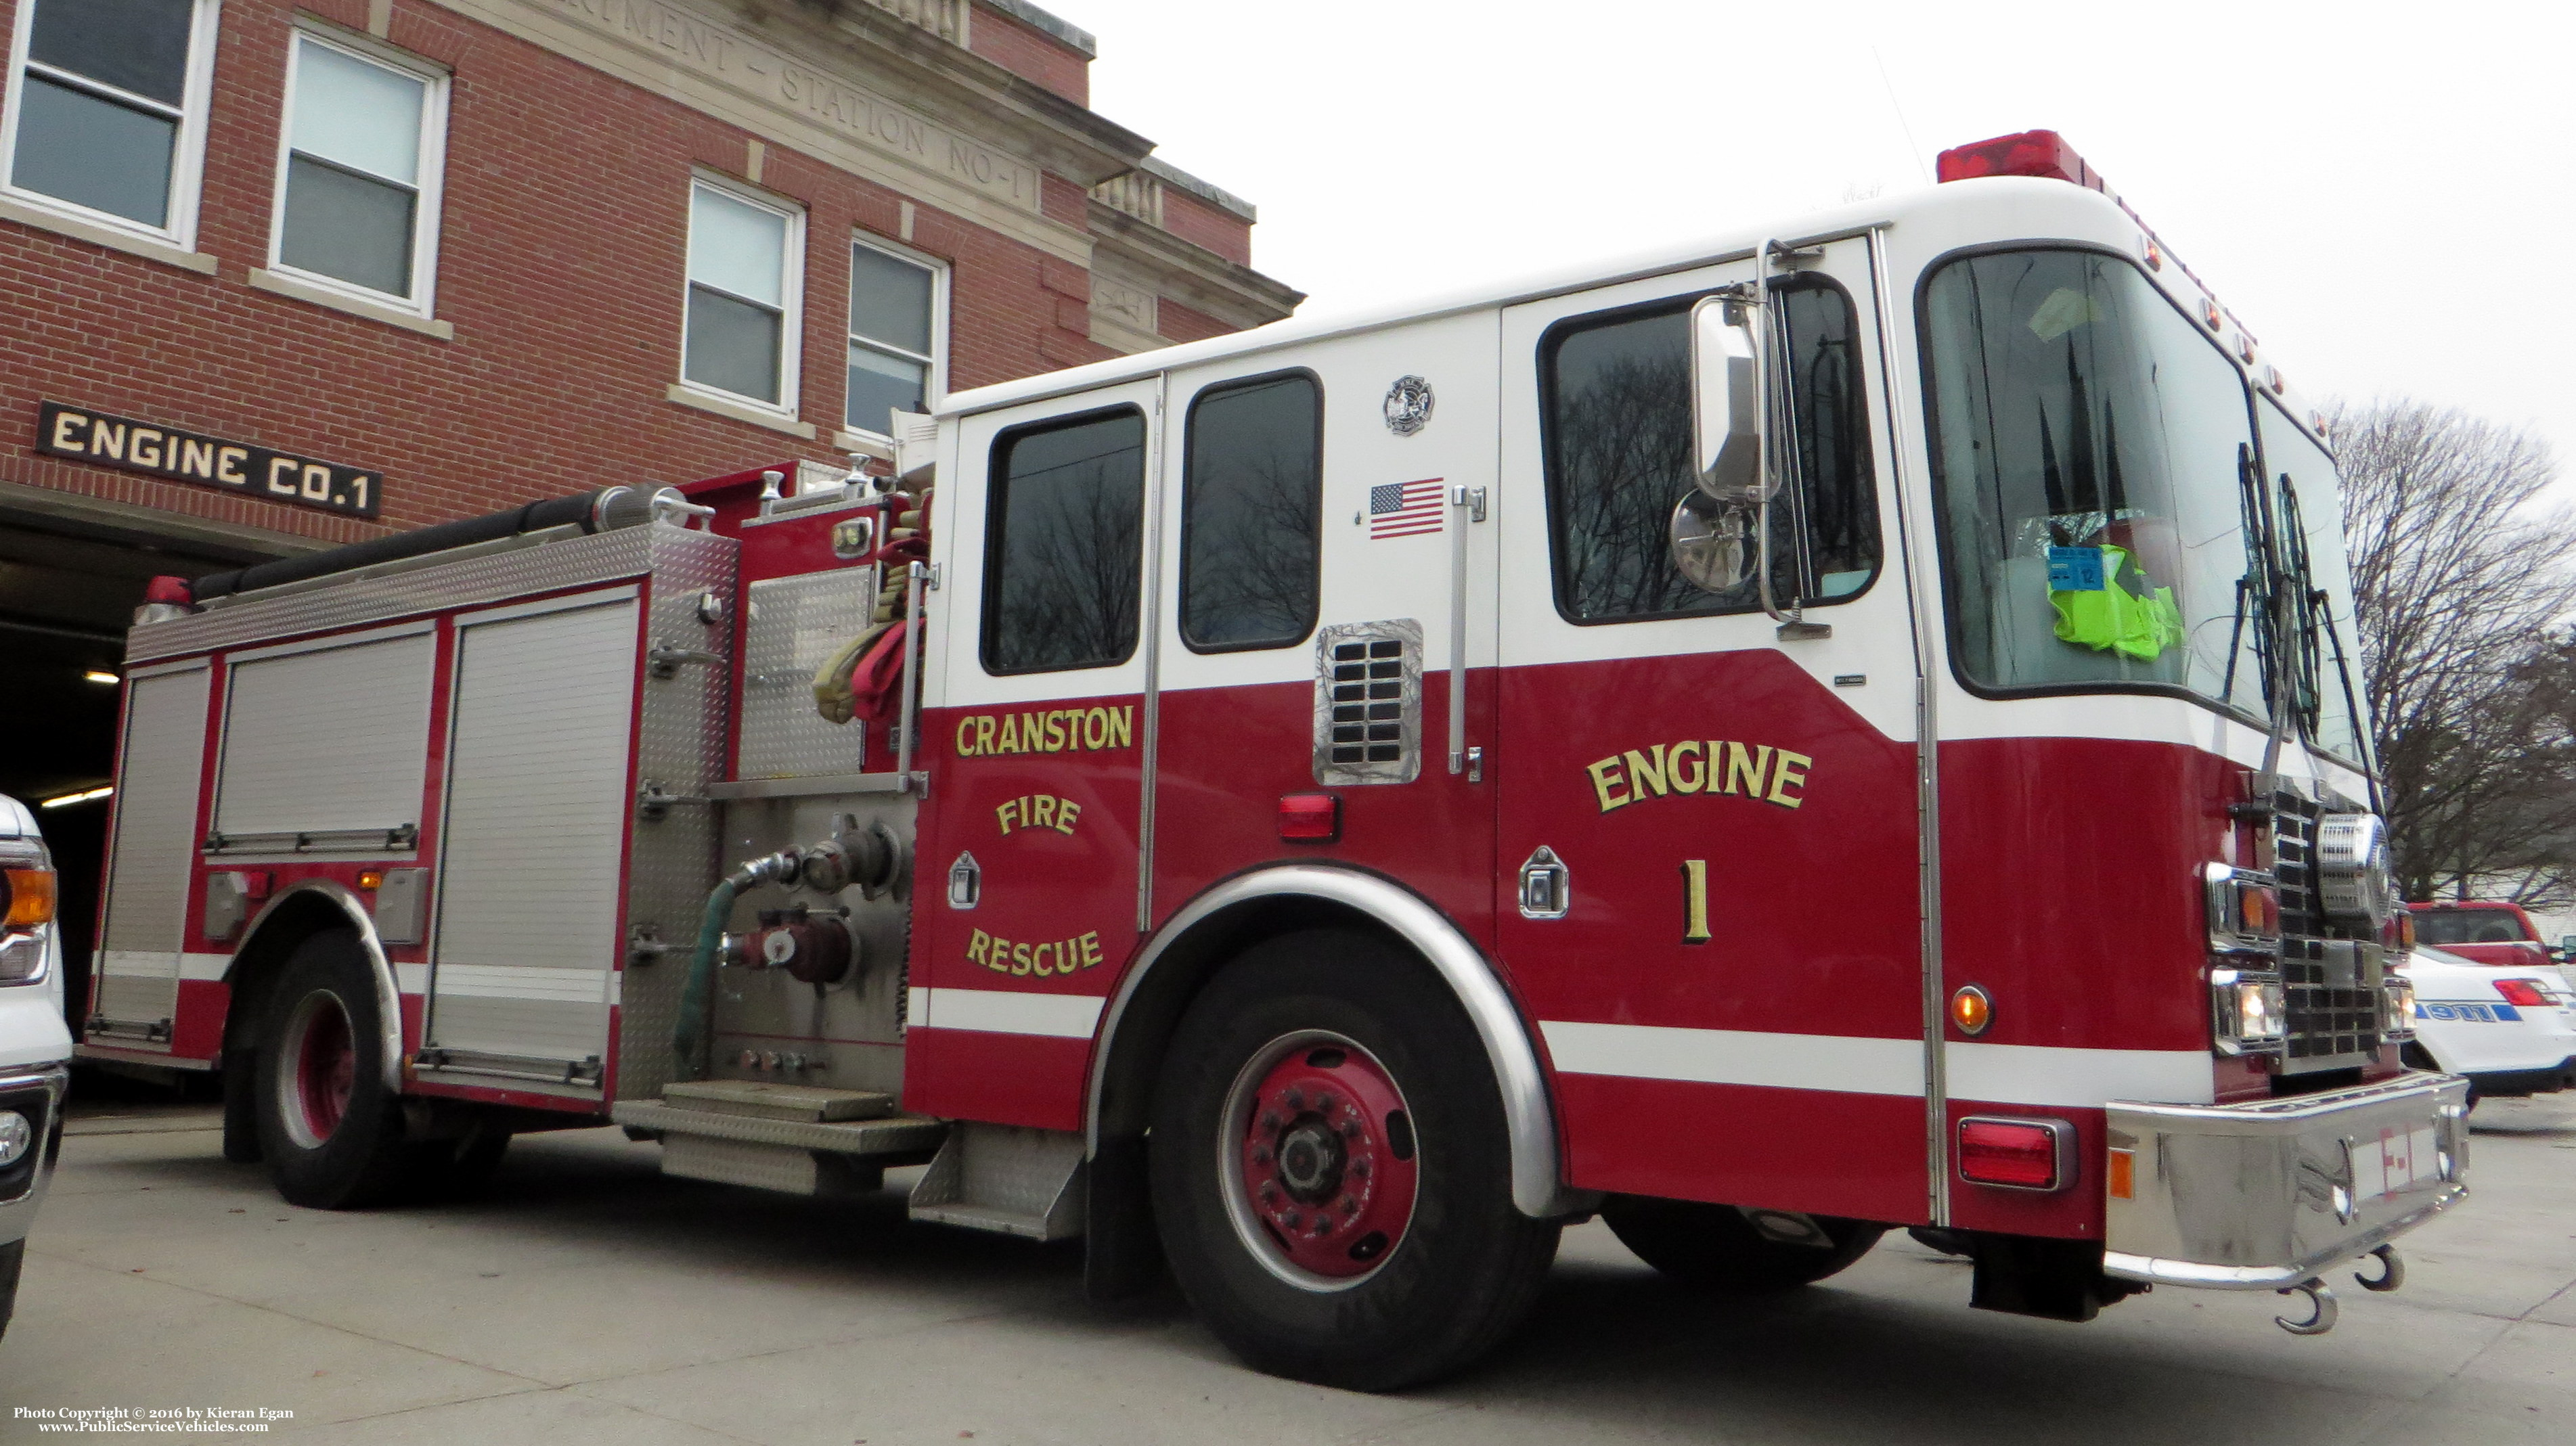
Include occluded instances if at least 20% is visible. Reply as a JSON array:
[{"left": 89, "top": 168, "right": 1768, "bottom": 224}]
[{"left": 1382, "top": 376, "right": 1434, "bottom": 436}]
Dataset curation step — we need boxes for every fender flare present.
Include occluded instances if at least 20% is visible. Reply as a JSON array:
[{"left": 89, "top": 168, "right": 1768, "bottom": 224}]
[
  {"left": 229, "top": 880, "right": 404, "bottom": 1095},
  {"left": 1087, "top": 864, "right": 1578, "bottom": 1219}
]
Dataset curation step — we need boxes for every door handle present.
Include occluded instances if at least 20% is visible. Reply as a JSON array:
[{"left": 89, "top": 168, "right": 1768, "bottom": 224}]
[{"left": 1518, "top": 845, "right": 1570, "bottom": 919}]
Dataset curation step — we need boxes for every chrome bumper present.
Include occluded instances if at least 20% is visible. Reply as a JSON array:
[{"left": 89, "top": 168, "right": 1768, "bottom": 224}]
[{"left": 2103, "top": 1070, "right": 2470, "bottom": 1290}]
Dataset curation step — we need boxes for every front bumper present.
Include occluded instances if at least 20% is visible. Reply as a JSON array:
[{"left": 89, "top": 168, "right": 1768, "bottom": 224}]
[
  {"left": 2104, "top": 1070, "right": 2469, "bottom": 1289},
  {"left": 0, "top": 1064, "right": 68, "bottom": 1248}
]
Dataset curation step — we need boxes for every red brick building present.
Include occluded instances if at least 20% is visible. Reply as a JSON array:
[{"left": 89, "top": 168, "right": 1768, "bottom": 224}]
[{"left": 0, "top": 0, "right": 1297, "bottom": 1010}]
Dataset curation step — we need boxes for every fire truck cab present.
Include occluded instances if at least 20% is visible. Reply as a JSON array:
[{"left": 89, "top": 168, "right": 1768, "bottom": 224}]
[{"left": 85, "top": 133, "right": 2464, "bottom": 1387}]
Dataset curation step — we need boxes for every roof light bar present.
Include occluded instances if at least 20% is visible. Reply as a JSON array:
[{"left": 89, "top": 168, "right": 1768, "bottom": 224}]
[{"left": 1934, "top": 130, "right": 2107, "bottom": 191}]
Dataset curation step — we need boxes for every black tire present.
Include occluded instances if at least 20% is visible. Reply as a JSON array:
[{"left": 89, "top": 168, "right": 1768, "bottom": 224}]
[
  {"left": 1149, "top": 928, "right": 1560, "bottom": 1391},
  {"left": 220, "top": 1047, "right": 262, "bottom": 1163},
  {"left": 252, "top": 932, "right": 415, "bottom": 1209},
  {"left": 1601, "top": 1196, "right": 1884, "bottom": 1292}
]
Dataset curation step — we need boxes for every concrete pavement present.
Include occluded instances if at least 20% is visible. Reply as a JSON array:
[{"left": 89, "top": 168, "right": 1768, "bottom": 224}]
[{"left": 3, "top": 1095, "right": 2571, "bottom": 1443}]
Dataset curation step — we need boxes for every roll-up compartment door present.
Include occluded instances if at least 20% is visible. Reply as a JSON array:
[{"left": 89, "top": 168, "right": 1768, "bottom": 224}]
[
  {"left": 426, "top": 592, "right": 640, "bottom": 1083},
  {"left": 213, "top": 627, "right": 435, "bottom": 849},
  {"left": 95, "top": 662, "right": 212, "bottom": 1039}
]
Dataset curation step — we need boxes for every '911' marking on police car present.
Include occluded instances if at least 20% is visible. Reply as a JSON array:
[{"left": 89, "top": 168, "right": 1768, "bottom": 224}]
[{"left": 2418, "top": 1001, "right": 2519, "bottom": 1022}]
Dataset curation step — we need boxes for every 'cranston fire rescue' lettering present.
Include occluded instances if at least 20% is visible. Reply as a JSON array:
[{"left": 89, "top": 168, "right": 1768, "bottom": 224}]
[
  {"left": 967, "top": 927, "right": 1106, "bottom": 977},
  {"left": 1586, "top": 741, "right": 1813, "bottom": 812},
  {"left": 954, "top": 706, "right": 1134, "bottom": 757}
]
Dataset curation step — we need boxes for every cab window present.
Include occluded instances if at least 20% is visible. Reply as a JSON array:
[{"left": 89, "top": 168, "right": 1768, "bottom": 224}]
[
  {"left": 980, "top": 407, "right": 1147, "bottom": 675},
  {"left": 1180, "top": 371, "right": 1323, "bottom": 651},
  {"left": 1540, "top": 277, "right": 1879, "bottom": 623}
]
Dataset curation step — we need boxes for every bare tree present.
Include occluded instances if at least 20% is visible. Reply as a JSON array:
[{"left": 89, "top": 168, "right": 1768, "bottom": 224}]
[{"left": 2332, "top": 399, "right": 2576, "bottom": 903}]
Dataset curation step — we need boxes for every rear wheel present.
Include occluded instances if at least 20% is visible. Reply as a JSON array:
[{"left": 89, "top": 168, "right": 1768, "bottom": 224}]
[
  {"left": 254, "top": 932, "right": 414, "bottom": 1209},
  {"left": 1602, "top": 1196, "right": 1884, "bottom": 1292},
  {"left": 1150, "top": 930, "right": 1559, "bottom": 1390}
]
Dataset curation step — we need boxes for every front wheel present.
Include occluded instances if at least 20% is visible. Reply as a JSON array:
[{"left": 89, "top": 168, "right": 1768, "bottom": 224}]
[
  {"left": 1150, "top": 930, "right": 1559, "bottom": 1391},
  {"left": 253, "top": 932, "right": 415, "bottom": 1209}
]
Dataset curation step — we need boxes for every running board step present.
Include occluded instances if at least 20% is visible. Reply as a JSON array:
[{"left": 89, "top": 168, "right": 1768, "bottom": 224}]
[
  {"left": 610, "top": 1099, "right": 946, "bottom": 1198},
  {"left": 660, "top": 1080, "right": 895, "bottom": 1123},
  {"left": 907, "top": 1122, "right": 1085, "bottom": 1241}
]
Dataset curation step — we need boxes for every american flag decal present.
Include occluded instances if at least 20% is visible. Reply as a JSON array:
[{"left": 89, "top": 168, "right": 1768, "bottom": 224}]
[{"left": 1369, "top": 478, "right": 1446, "bottom": 540}]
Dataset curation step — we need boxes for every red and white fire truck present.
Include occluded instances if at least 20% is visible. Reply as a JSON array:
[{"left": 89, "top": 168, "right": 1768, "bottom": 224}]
[{"left": 81, "top": 131, "right": 2464, "bottom": 1386}]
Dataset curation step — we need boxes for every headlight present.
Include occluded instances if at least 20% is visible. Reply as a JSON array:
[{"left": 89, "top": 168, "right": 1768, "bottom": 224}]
[
  {"left": 0, "top": 931, "right": 44, "bottom": 986},
  {"left": 2317, "top": 813, "right": 2394, "bottom": 929},
  {"left": 2381, "top": 972, "right": 2418, "bottom": 1043},
  {"left": 0, "top": 1109, "right": 30, "bottom": 1168},
  {"left": 2211, "top": 966, "right": 2286, "bottom": 1056}
]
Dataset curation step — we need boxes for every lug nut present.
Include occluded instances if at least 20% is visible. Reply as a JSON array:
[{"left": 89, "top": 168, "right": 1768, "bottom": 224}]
[{"left": 1250, "top": 1145, "right": 1272, "bottom": 1165}]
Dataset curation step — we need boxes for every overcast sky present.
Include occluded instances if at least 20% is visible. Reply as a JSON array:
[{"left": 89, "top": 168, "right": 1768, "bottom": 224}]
[{"left": 1061, "top": 0, "right": 2573, "bottom": 480}]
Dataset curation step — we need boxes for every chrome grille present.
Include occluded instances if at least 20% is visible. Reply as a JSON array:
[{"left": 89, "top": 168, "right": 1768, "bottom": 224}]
[
  {"left": 1311, "top": 619, "right": 1422, "bottom": 786},
  {"left": 2272, "top": 794, "right": 2380, "bottom": 1068}
]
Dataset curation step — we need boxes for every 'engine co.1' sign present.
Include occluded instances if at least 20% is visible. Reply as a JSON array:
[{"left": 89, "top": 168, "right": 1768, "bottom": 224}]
[{"left": 36, "top": 403, "right": 382, "bottom": 520}]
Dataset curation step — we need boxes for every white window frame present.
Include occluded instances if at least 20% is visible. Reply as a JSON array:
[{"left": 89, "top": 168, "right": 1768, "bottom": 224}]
[
  {"left": 679, "top": 172, "right": 805, "bottom": 419},
  {"left": 265, "top": 26, "right": 449, "bottom": 319},
  {"left": 842, "top": 231, "right": 948, "bottom": 443},
  {"left": 0, "top": 0, "right": 223, "bottom": 247}
]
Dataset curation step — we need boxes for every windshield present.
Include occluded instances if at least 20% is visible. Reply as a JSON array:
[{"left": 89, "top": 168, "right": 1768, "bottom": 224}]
[
  {"left": 1923, "top": 250, "right": 2271, "bottom": 719},
  {"left": 2257, "top": 401, "right": 2370, "bottom": 765},
  {"left": 2414, "top": 908, "right": 2534, "bottom": 946}
]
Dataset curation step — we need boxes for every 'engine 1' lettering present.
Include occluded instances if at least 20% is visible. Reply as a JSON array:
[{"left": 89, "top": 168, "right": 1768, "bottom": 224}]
[
  {"left": 1586, "top": 741, "right": 1813, "bottom": 813},
  {"left": 967, "top": 927, "right": 1106, "bottom": 977},
  {"left": 954, "top": 705, "right": 1135, "bottom": 757}
]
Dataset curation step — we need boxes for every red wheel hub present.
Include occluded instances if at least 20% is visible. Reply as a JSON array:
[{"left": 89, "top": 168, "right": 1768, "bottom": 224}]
[
  {"left": 1237, "top": 1041, "right": 1418, "bottom": 1279},
  {"left": 293, "top": 995, "right": 355, "bottom": 1143}
]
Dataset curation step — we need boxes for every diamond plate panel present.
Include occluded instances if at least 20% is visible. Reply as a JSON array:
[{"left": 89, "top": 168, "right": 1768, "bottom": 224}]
[
  {"left": 737, "top": 569, "right": 877, "bottom": 780},
  {"left": 615, "top": 528, "right": 739, "bottom": 1102},
  {"left": 127, "top": 525, "right": 721, "bottom": 662}
]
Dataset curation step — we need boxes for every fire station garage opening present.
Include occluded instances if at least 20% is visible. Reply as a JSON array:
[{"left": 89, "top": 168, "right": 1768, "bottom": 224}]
[{"left": 0, "top": 495, "right": 305, "bottom": 1032}]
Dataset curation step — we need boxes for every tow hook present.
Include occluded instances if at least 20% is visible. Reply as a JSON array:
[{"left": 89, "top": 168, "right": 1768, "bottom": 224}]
[
  {"left": 2274, "top": 1278, "right": 2339, "bottom": 1335},
  {"left": 2355, "top": 1244, "right": 2405, "bottom": 1293}
]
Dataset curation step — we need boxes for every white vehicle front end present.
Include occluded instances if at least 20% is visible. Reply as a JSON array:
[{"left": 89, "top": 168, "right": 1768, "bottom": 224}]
[
  {"left": 1, "top": 794, "right": 76, "bottom": 1339},
  {"left": 2399, "top": 946, "right": 2576, "bottom": 1101}
]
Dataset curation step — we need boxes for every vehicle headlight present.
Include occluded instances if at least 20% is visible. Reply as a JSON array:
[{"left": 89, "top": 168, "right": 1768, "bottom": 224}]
[
  {"left": 2317, "top": 813, "right": 2394, "bottom": 929},
  {"left": 2211, "top": 967, "right": 2286, "bottom": 1056},
  {"left": 2382, "top": 972, "right": 2418, "bottom": 1043},
  {"left": 0, "top": 930, "right": 45, "bottom": 986},
  {"left": 0, "top": 1110, "right": 30, "bottom": 1169}
]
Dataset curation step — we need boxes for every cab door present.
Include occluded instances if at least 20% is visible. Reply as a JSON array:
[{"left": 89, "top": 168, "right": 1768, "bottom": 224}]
[
  {"left": 908, "top": 380, "right": 1162, "bottom": 1131},
  {"left": 1492, "top": 238, "right": 1932, "bottom": 1225}
]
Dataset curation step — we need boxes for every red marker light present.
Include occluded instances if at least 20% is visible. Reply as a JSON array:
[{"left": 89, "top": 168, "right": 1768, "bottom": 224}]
[
  {"left": 1935, "top": 130, "right": 2104, "bottom": 191},
  {"left": 2495, "top": 978, "right": 2552, "bottom": 1008},
  {"left": 1957, "top": 1116, "right": 2073, "bottom": 1191},
  {"left": 143, "top": 575, "right": 192, "bottom": 606},
  {"left": 1277, "top": 794, "right": 1339, "bottom": 842}
]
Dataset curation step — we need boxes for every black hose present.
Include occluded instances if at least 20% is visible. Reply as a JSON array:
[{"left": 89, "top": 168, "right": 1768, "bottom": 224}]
[{"left": 188, "top": 486, "right": 648, "bottom": 602}]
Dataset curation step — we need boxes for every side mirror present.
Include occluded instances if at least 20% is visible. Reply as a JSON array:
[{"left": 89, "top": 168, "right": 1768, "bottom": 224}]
[{"left": 1689, "top": 294, "right": 1769, "bottom": 507}]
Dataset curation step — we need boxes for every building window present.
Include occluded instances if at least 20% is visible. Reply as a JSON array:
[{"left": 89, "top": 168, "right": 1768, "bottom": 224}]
[
  {"left": 1180, "top": 371, "right": 1323, "bottom": 651},
  {"left": 684, "top": 179, "right": 802, "bottom": 409},
  {"left": 981, "top": 408, "right": 1147, "bottom": 675},
  {"left": 271, "top": 31, "right": 446, "bottom": 307},
  {"left": 845, "top": 239, "right": 940, "bottom": 438},
  {"left": 1, "top": 0, "right": 217, "bottom": 238}
]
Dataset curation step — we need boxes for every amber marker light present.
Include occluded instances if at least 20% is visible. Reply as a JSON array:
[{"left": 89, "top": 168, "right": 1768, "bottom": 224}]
[
  {"left": 2107, "top": 1147, "right": 2137, "bottom": 1201},
  {"left": 3, "top": 867, "right": 58, "bottom": 928},
  {"left": 357, "top": 869, "right": 385, "bottom": 892},
  {"left": 1950, "top": 984, "right": 1993, "bottom": 1036}
]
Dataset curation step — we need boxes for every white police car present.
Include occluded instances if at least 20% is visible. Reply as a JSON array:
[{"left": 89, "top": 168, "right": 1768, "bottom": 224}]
[
  {"left": 2398, "top": 945, "right": 2576, "bottom": 1104},
  {"left": 0, "top": 793, "right": 74, "bottom": 1340}
]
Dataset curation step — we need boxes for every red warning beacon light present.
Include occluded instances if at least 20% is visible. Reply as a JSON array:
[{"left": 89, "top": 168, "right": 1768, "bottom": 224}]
[{"left": 1935, "top": 129, "right": 2108, "bottom": 194}]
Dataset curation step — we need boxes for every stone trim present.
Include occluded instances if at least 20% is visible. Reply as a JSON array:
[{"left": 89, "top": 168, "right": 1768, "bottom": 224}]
[
  {"left": 974, "top": 0, "right": 1094, "bottom": 57},
  {"left": 1087, "top": 203, "right": 1303, "bottom": 332},
  {"left": 246, "top": 269, "right": 458, "bottom": 340},
  {"left": 1138, "top": 156, "right": 1256, "bottom": 223},
  {"left": 0, "top": 196, "right": 221, "bottom": 276}
]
